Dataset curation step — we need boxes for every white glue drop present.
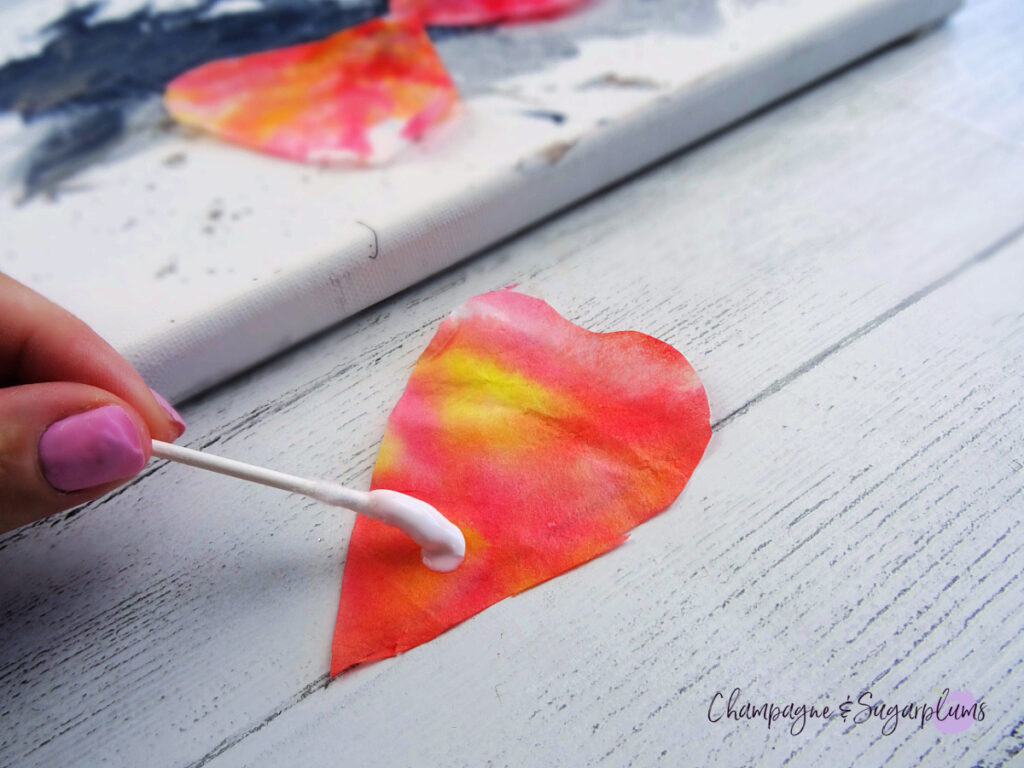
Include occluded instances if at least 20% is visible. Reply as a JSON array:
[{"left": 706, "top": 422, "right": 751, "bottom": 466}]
[{"left": 363, "top": 489, "right": 466, "bottom": 572}]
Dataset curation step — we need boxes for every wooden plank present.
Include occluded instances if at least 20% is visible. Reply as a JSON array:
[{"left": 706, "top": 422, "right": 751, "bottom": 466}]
[
  {"left": 2, "top": 1, "right": 1023, "bottom": 764},
  {"left": 858, "top": 0, "right": 1024, "bottom": 151},
  {"left": 202, "top": 232, "right": 1024, "bottom": 768}
]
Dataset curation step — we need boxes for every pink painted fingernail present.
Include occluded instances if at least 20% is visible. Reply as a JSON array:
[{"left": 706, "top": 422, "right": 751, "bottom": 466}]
[
  {"left": 149, "top": 388, "right": 186, "bottom": 436},
  {"left": 39, "top": 405, "right": 146, "bottom": 492}
]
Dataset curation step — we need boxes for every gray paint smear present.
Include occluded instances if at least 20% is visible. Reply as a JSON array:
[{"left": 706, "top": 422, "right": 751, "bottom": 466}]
[{"left": 0, "top": 0, "right": 773, "bottom": 196}]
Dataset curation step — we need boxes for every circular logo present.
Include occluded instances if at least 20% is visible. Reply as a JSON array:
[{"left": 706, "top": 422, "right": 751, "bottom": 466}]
[{"left": 934, "top": 690, "right": 976, "bottom": 734}]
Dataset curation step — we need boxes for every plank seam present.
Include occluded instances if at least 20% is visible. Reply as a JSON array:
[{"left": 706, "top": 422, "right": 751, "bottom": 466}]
[
  {"left": 712, "top": 219, "right": 1024, "bottom": 431},
  {"left": 186, "top": 675, "right": 329, "bottom": 768}
]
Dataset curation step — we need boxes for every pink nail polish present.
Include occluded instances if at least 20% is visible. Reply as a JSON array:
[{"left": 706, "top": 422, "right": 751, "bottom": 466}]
[
  {"left": 149, "top": 388, "right": 186, "bottom": 435},
  {"left": 39, "top": 405, "right": 146, "bottom": 492}
]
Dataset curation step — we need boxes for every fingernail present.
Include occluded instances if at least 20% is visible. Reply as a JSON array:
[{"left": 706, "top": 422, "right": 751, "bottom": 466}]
[
  {"left": 39, "top": 405, "right": 146, "bottom": 492},
  {"left": 149, "top": 388, "right": 186, "bottom": 436}
]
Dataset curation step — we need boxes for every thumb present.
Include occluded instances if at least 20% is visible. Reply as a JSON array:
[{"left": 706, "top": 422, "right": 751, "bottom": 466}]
[{"left": 0, "top": 382, "right": 153, "bottom": 533}]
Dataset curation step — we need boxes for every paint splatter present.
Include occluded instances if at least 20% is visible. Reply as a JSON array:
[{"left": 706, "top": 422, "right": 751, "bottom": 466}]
[
  {"left": 331, "top": 290, "right": 711, "bottom": 674},
  {"left": 393, "top": 0, "right": 589, "bottom": 26},
  {"left": 164, "top": 15, "right": 458, "bottom": 163},
  {"left": 0, "top": 0, "right": 387, "bottom": 192},
  {"left": 0, "top": 0, "right": 735, "bottom": 193}
]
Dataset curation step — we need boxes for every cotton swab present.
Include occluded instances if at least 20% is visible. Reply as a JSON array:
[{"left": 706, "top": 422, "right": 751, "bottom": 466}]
[{"left": 150, "top": 440, "right": 465, "bottom": 572}]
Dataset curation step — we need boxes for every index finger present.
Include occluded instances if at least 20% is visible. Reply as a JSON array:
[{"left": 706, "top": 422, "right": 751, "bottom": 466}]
[{"left": 0, "top": 272, "right": 184, "bottom": 441}]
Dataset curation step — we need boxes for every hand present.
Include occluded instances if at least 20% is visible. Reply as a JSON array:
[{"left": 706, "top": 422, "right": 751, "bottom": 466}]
[{"left": 0, "top": 273, "right": 185, "bottom": 533}]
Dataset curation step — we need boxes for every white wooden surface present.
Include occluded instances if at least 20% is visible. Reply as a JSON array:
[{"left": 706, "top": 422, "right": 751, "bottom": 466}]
[{"left": 2, "top": 0, "right": 1023, "bottom": 766}]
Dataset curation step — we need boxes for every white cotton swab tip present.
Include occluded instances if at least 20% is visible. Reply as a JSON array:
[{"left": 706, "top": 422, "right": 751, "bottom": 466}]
[
  {"left": 150, "top": 440, "right": 465, "bottom": 572},
  {"left": 364, "top": 490, "right": 466, "bottom": 573}
]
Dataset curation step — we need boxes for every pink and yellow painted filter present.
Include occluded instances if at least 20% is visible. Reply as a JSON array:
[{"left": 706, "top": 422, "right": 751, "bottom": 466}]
[
  {"left": 331, "top": 290, "right": 711, "bottom": 675},
  {"left": 164, "top": 17, "right": 458, "bottom": 164}
]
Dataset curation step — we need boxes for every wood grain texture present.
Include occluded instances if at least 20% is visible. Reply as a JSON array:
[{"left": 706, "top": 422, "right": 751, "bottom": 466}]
[
  {"left": 210, "top": 235, "right": 1024, "bottom": 768},
  {"left": 1, "top": 1, "right": 1022, "bottom": 766},
  {"left": 861, "top": 0, "right": 1024, "bottom": 151}
]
